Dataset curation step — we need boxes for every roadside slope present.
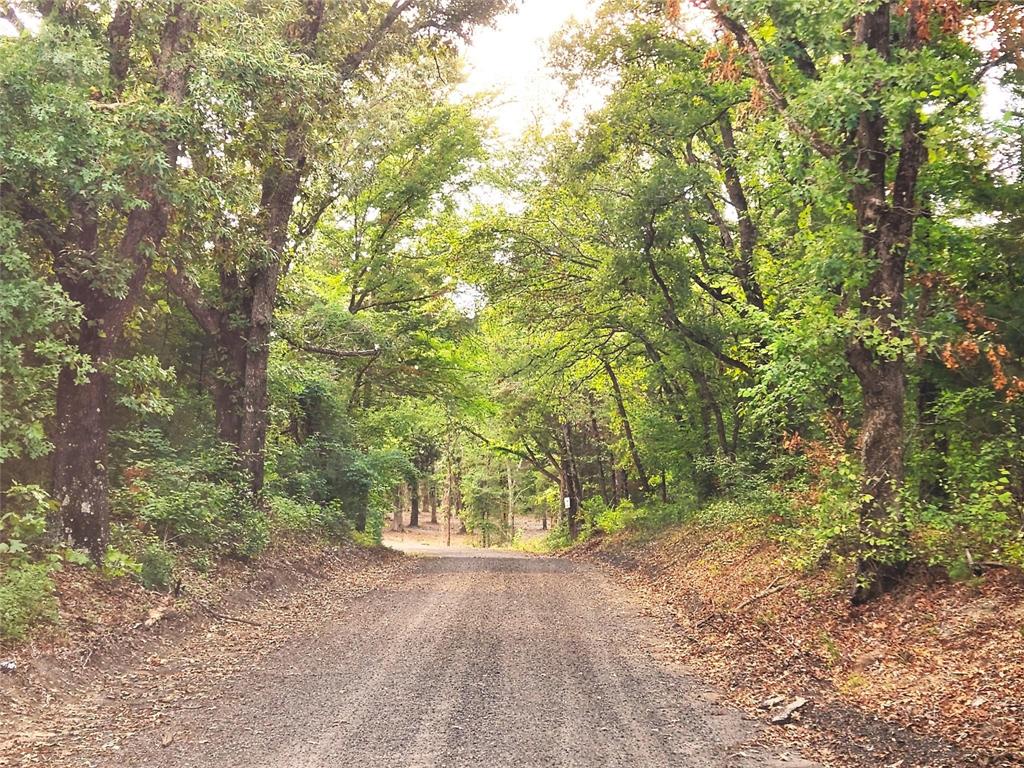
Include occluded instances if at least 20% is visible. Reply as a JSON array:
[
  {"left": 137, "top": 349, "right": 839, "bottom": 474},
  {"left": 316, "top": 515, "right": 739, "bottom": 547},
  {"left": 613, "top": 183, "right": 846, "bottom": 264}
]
[
  {"left": 571, "top": 524, "right": 1024, "bottom": 767},
  {"left": 0, "top": 541, "right": 407, "bottom": 767}
]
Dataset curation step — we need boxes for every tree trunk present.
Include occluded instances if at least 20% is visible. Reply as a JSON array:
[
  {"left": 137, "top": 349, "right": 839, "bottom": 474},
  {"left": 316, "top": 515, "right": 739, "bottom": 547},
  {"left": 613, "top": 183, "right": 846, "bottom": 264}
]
[
  {"left": 428, "top": 481, "right": 438, "bottom": 524},
  {"left": 442, "top": 465, "right": 453, "bottom": 546},
  {"left": 455, "top": 467, "right": 466, "bottom": 535},
  {"left": 47, "top": 6, "right": 192, "bottom": 558},
  {"left": 848, "top": 355, "right": 907, "bottom": 602},
  {"left": 408, "top": 480, "right": 420, "bottom": 527},
  {"left": 391, "top": 484, "right": 404, "bottom": 532},
  {"left": 211, "top": 315, "right": 248, "bottom": 445},
  {"left": 917, "top": 374, "right": 948, "bottom": 505},
  {"left": 587, "top": 397, "right": 611, "bottom": 504},
  {"left": 689, "top": 367, "right": 729, "bottom": 457},
  {"left": 505, "top": 460, "right": 515, "bottom": 540},
  {"left": 560, "top": 423, "right": 582, "bottom": 539},
  {"left": 845, "top": 3, "right": 925, "bottom": 604},
  {"left": 603, "top": 359, "right": 651, "bottom": 494},
  {"left": 52, "top": 363, "right": 111, "bottom": 559}
]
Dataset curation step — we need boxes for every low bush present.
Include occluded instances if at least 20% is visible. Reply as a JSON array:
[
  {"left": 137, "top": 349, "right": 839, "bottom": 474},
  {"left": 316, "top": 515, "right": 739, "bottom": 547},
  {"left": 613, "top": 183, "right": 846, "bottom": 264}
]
[
  {"left": 0, "top": 561, "right": 58, "bottom": 642},
  {"left": 139, "top": 541, "right": 176, "bottom": 591},
  {"left": 113, "top": 444, "right": 268, "bottom": 559}
]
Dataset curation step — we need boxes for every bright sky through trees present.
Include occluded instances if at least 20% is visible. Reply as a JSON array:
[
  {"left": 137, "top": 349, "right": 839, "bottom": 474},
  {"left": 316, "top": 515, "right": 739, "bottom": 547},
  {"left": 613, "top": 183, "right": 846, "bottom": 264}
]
[{"left": 458, "top": 0, "right": 598, "bottom": 142}]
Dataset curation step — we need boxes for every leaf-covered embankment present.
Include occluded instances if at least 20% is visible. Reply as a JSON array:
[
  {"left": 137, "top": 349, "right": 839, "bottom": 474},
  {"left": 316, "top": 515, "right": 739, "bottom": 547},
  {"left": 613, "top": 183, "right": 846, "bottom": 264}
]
[
  {"left": 570, "top": 523, "right": 1024, "bottom": 768},
  {"left": 0, "top": 538, "right": 407, "bottom": 766}
]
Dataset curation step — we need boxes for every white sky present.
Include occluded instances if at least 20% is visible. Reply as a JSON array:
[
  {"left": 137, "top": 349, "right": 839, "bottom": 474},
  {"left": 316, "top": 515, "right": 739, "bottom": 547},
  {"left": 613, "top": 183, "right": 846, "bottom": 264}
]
[{"left": 456, "top": 0, "right": 600, "bottom": 143}]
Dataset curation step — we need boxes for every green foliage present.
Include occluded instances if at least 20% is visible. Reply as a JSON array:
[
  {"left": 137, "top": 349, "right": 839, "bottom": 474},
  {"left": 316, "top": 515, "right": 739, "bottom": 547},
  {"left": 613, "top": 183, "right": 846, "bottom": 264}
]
[
  {"left": 138, "top": 542, "right": 176, "bottom": 592},
  {"left": 0, "top": 221, "right": 84, "bottom": 463},
  {"left": 112, "top": 443, "right": 268, "bottom": 559},
  {"left": 101, "top": 547, "right": 142, "bottom": 580},
  {"left": 267, "top": 495, "right": 320, "bottom": 535},
  {"left": 0, "top": 562, "right": 58, "bottom": 642},
  {"left": 582, "top": 498, "right": 641, "bottom": 535},
  {"left": 0, "top": 484, "right": 53, "bottom": 556},
  {"left": 1, "top": 0, "right": 1021, "bottom": 634}
]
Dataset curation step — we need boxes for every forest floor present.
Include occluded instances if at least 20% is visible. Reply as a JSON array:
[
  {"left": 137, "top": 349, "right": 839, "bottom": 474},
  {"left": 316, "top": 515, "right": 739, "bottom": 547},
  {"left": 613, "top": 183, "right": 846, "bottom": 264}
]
[
  {"left": 570, "top": 522, "right": 1024, "bottom": 768},
  {"left": 1, "top": 529, "right": 826, "bottom": 768}
]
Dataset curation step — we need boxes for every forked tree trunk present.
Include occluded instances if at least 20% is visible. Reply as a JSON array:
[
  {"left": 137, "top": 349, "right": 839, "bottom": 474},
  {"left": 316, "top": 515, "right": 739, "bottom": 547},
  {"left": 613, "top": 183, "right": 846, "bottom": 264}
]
[
  {"left": 603, "top": 359, "right": 652, "bottom": 494},
  {"left": 705, "top": 0, "right": 926, "bottom": 602},
  {"left": 47, "top": 4, "right": 192, "bottom": 558}
]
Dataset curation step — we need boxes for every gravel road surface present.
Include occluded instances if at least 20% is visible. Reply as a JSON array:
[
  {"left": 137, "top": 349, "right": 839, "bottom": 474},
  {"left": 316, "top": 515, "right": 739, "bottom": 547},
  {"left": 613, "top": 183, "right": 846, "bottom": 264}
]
[{"left": 99, "top": 547, "right": 819, "bottom": 768}]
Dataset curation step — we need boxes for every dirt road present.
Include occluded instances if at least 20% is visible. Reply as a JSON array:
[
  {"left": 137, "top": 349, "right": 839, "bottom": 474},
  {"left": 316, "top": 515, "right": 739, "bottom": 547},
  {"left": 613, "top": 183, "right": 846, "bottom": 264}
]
[{"left": 93, "top": 546, "right": 818, "bottom": 768}]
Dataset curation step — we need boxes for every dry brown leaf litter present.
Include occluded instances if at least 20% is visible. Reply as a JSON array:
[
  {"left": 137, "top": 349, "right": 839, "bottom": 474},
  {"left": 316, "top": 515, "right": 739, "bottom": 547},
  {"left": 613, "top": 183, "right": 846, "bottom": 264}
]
[
  {"left": 0, "top": 538, "right": 409, "bottom": 767},
  {"left": 571, "top": 525, "right": 1024, "bottom": 768}
]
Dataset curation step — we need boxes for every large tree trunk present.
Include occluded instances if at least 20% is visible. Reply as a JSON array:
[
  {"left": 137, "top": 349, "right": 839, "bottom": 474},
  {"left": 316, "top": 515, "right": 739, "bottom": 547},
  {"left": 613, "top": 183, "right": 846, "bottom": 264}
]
[
  {"left": 848, "top": 354, "right": 907, "bottom": 602},
  {"left": 52, "top": 362, "right": 111, "bottom": 559},
  {"left": 846, "top": 3, "right": 925, "bottom": 604},
  {"left": 47, "top": 5, "right": 192, "bottom": 558}
]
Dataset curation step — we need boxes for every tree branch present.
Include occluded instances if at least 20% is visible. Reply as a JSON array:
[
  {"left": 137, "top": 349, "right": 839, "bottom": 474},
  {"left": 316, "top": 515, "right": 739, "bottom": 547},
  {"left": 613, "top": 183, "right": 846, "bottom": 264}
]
[
  {"left": 164, "top": 265, "right": 221, "bottom": 337},
  {"left": 278, "top": 330, "right": 380, "bottom": 360}
]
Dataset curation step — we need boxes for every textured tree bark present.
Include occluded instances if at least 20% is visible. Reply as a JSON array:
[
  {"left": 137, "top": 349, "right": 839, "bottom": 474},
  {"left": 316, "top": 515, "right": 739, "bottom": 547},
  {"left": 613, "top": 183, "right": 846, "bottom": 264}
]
[
  {"left": 52, "top": 360, "right": 111, "bottom": 559},
  {"left": 704, "top": 0, "right": 928, "bottom": 602}
]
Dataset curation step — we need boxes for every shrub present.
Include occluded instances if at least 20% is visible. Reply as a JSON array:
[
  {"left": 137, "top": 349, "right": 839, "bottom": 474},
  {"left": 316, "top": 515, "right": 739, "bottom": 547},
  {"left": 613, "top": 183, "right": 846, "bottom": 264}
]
[
  {"left": 0, "top": 562, "right": 58, "bottom": 642},
  {"left": 315, "top": 500, "right": 351, "bottom": 540},
  {"left": 113, "top": 444, "right": 268, "bottom": 559},
  {"left": 139, "top": 541, "right": 176, "bottom": 591},
  {"left": 1, "top": 483, "right": 54, "bottom": 556},
  {"left": 102, "top": 547, "right": 141, "bottom": 579},
  {"left": 273, "top": 437, "right": 374, "bottom": 533},
  {"left": 267, "top": 495, "right": 318, "bottom": 534}
]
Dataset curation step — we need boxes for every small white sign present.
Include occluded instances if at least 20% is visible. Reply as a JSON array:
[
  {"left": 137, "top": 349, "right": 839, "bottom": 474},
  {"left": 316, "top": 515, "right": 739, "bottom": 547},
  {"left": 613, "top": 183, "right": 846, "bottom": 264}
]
[{"left": 563, "top": 496, "right": 571, "bottom": 509}]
